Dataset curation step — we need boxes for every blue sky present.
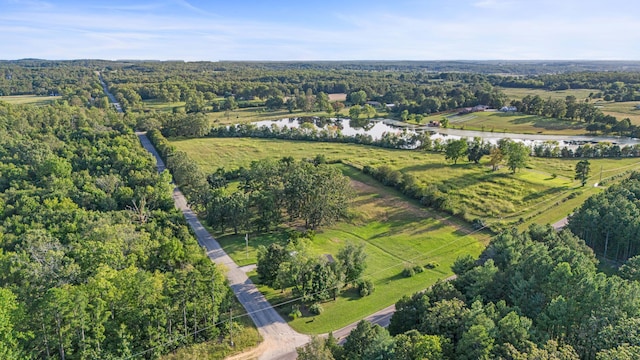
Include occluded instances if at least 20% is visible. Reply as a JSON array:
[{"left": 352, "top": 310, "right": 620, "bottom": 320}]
[{"left": 1, "top": 0, "right": 639, "bottom": 60}]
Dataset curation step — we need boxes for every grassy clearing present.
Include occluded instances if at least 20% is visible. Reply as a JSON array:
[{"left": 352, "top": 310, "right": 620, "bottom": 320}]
[
  {"left": 596, "top": 100, "right": 640, "bottom": 125},
  {"left": 216, "top": 163, "right": 486, "bottom": 334},
  {"left": 420, "top": 110, "right": 586, "bottom": 135},
  {"left": 171, "top": 137, "right": 640, "bottom": 226},
  {"left": 0, "top": 95, "right": 60, "bottom": 105},
  {"left": 498, "top": 87, "right": 599, "bottom": 102}
]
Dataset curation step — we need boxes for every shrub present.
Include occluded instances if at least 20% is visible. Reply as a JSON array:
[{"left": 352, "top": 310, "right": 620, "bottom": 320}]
[
  {"left": 413, "top": 265, "right": 424, "bottom": 273},
  {"left": 403, "top": 266, "right": 416, "bottom": 277},
  {"left": 425, "top": 261, "right": 439, "bottom": 269},
  {"left": 356, "top": 279, "right": 375, "bottom": 297},
  {"left": 308, "top": 303, "right": 324, "bottom": 315},
  {"left": 472, "top": 218, "right": 486, "bottom": 230},
  {"left": 289, "top": 304, "right": 302, "bottom": 320}
]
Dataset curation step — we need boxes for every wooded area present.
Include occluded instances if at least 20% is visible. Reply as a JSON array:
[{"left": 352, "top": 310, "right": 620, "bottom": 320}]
[{"left": 0, "top": 101, "right": 233, "bottom": 359}]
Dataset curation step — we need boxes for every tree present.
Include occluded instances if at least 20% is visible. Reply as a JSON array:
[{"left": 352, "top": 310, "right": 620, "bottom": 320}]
[
  {"left": 393, "top": 330, "right": 444, "bottom": 360},
  {"left": 467, "top": 137, "right": 488, "bottom": 164},
  {"left": 342, "top": 321, "right": 393, "bottom": 360},
  {"left": 488, "top": 147, "right": 504, "bottom": 171},
  {"left": 445, "top": 139, "right": 468, "bottom": 165},
  {"left": 0, "top": 288, "right": 25, "bottom": 359},
  {"left": 363, "top": 104, "right": 376, "bottom": 119},
  {"left": 257, "top": 243, "right": 291, "bottom": 286},
  {"left": 456, "top": 324, "right": 495, "bottom": 360},
  {"left": 349, "top": 105, "right": 361, "bottom": 119},
  {"left": 575, "top": 159, "right": 591, "bottom": 187},
  {"left": 349, "top": 90, "right": 367, "bottom": 105},
  {"left": 337, "top": 243, "right": 367, "bottom": 284},
  {"left": 297, "top": 336, "right": 335, "bottom": 360},
  {"left": 184, "top": 91, "right": 205, "bottom": 113},
  {"left": 505, "top": 142, "right": 530, "bottom": 173},
  {"left": 222, "top": 95, "right": 237, "bottom": 111},
  {"left": 331, "top": 102, "right": 345, "bottom": 117},
  {"left": 315, "top": 92, "right": 330, "bottom": 112}
]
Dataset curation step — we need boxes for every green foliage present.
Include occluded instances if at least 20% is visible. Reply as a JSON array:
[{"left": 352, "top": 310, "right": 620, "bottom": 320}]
[
  {"left": 289, "top": 304, "right": 302, "bottom": 320},
  {"left": 381, "top": 225, "right": 640, "bottom": 359},
  {"left": 575, "top": 159, "right": 591, "bottom": 186},
  {"left": 444, "top": 138, "right": 468, "bottom": 165},
  {"left": 355, "top": 279, "right": 375, "bottom": 297},
  {"left": 569, "top": 174, "right": 640, "bottom": 261},
  {"left": 0, "top": 103, "right": 229, "bottom": 359},
  {"left": 297, "top": 336, "right": 335, "bottom": 360},
  {"left": 309, "top": 303, "right": 324, "bottom": 315},
  {"left": 337, "top": 242, "right": 367, "bottom": 284}
]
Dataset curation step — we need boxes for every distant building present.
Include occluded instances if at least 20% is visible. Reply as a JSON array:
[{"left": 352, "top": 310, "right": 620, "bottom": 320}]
[
  {"left": 500, "top": 106, "right": 518, "bottom": 112},
  {"left": 635, "top": 104, "right": 640, "bottom": 110},
  {"left": 428, "top": 120, "right": 441, "bottom": 127},
  {"left": 385, "top": 103, "right": 396, "bottom": 109},
  {"left": 366, "top": 101, "right": 381, "bottom": 107},
  {"left": 473, "top": 105, "right": 490, "bottom": 112}
]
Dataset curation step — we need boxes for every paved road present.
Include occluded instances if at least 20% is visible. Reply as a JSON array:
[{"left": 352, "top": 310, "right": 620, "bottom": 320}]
[
  {"left": 138, "top": 132, "right": 309, "bottom": 359},
  {"left": 99, "top": 72, "right": 308, "bottom": 359}
]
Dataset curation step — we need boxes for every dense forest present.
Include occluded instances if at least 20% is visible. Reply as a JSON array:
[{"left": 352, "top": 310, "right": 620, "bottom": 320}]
[
  {"left": 569, "top": 173, "right": 640, "bottom": 263},
  {"left": 0, "top": 101, "right": 233, "bottom": 358}
]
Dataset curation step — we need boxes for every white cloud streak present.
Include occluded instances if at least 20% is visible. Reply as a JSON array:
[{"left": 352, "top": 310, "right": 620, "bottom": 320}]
[{"left": 0, "top": 0, "right": 639, "bottom": 60}]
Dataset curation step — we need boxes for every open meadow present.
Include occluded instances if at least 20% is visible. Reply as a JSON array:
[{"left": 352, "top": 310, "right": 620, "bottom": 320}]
[
  {"left": 498, "top": 87, "right": 600, "bottom": 102},
  {"left": 0, "top": 95, "right": 60, "bottom": 105},
  {"left": 215, "top": 164, "right": 487, "bottom": 333},
  {"left": 596, "top": 100, "right": 640, "bottom": 125},
  {"left": 420, "top": 110, "right": 586, "bottom": 135},
  {"left": 171, "top": 137, "right": 640, "bottom": 228}
]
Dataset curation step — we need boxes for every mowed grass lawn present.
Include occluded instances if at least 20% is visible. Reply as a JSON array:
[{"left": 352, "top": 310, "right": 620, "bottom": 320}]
[
  {"left": 0, "top": 95, "right": 61, "bottom": 105},
  {"left": 216, "top": 164, "right": 487, "bottom": 334},
  {"left": 423, "top": 111, "right": 586, "bottom": 135}
]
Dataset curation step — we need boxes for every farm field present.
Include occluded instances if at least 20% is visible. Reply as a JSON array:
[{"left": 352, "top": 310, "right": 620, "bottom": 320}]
[
  {"left": 498, "top": 87, "right": 600, "bottom": 102},
  {"left": 215, "top": 164, "right": 487, "bottom": 334},
  {"left": 420, "top": 110, "right": 586, "bottom": 135},
  {"left": 170, "top": 137, "right": 640, "bottom": 228},
  {"left": 596, "top": 100, "right": 640, "bottom": 125},
  {"left": 0, "top": 94, "right": 60, "bottom": 105}
]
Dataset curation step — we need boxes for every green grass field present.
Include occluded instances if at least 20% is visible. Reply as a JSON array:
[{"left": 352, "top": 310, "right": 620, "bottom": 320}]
[
  {"left": 0, "top": 95, "right": 61, "bottom": 106},
  {"left": 498, "top": 87, "right": 599, "bottom": 102},
  {"left": 419, "top": 110, "right": 586, "bottom": 135},
  {"left": 171, "top": 137, "right": 640, "bottom": 227},
  {"left": 596, "top": 100, "right": 640, "bottom": 125},
  {"left": 215, "top": 164, "right": 486, "bottom": 334}
]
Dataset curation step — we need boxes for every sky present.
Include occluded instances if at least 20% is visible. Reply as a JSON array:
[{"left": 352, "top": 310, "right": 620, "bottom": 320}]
[{"left": 1, "top": 0, "right": 639, "bottom": 61}]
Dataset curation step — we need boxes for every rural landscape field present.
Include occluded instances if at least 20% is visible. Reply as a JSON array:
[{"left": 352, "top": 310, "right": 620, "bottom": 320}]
[{"left": 3, "top": 0, "right": 640, "bottom": 359}]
